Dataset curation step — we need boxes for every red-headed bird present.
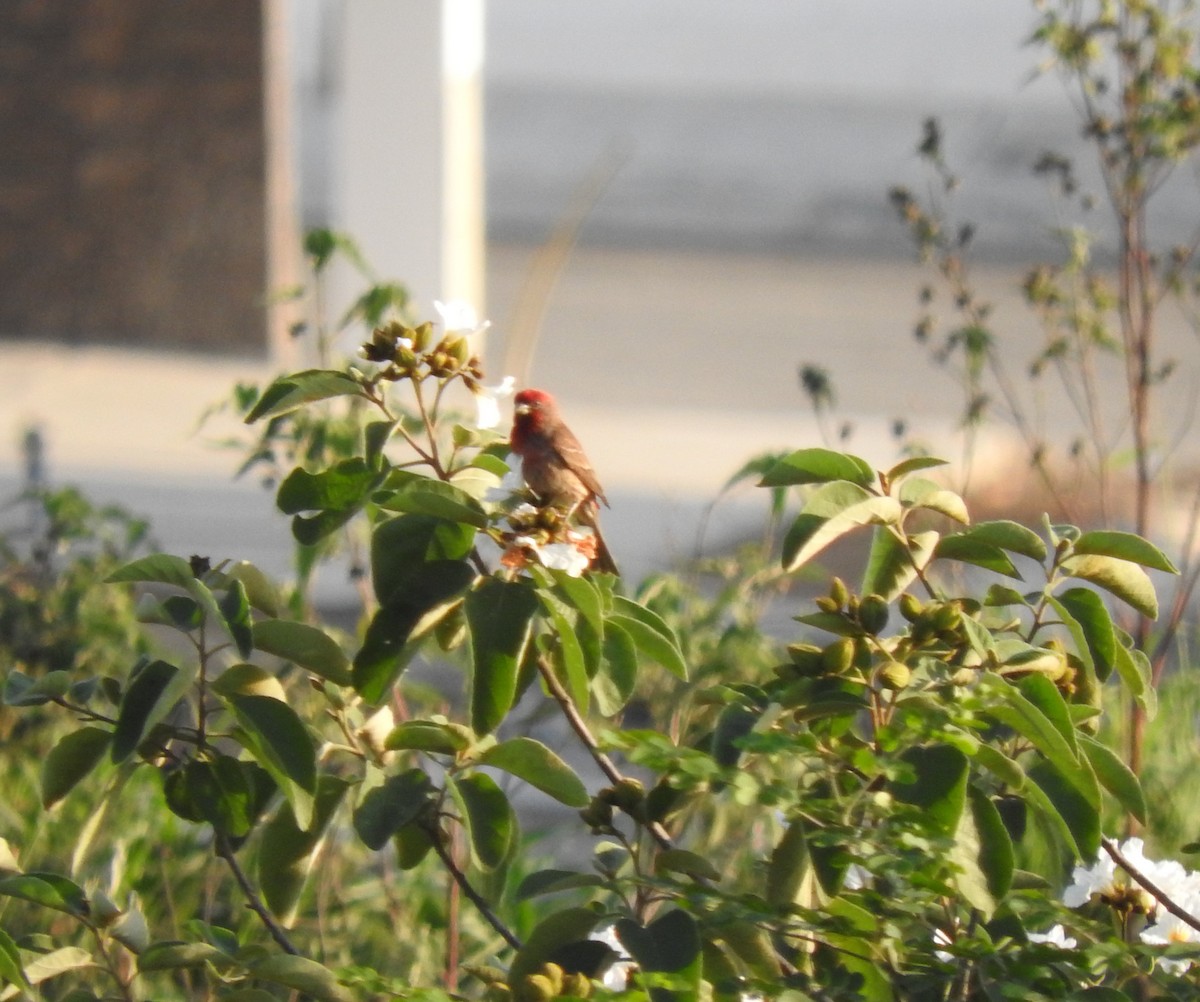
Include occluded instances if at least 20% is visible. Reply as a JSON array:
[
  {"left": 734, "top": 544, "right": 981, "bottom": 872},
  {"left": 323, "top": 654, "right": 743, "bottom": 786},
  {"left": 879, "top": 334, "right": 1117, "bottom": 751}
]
[{"left": 509, "top": 388, "right": 619, "bottom": 574}]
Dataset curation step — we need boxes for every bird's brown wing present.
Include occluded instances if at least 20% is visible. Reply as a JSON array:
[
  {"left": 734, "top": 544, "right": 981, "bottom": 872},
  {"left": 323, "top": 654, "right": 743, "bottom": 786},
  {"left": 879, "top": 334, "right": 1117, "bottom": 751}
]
[{"left": 552, "top": 423, "right": 609, "bottom": 506}]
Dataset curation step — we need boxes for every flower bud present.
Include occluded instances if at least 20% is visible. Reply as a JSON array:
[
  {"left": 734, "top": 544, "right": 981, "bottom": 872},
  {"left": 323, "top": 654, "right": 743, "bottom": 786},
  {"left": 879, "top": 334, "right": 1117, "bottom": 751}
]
[
  {"left": 899, "top": 593, "right": 924, "bottom": 622},
  {"left": 858, "top": 594, "right": 889, "bottom": 635},
  {"left": 877, "top": 660, "right": 911, "bottom": 691},
  {"left": 821, "top": 637, "right": 855, "bottom": 675},
  {"left": 829, "top": 577, "right": 849, "bottom": 609},
  {"left": 411, "top": 321, "right": 433, "bottom": 353},
  {"left": 563, "top": 972, "right": 592, "bottom": 998},
  {"left": 516, "top": 974, "right": 558, "bottom": 1002}
]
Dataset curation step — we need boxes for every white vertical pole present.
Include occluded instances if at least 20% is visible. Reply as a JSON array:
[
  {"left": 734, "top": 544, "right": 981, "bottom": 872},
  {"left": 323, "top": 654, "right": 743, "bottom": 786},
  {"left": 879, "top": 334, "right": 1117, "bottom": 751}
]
[
  {"left": 336, "top": 0, "right": 484, "bottom": 324},
  {"left": 263, "top": 0, "right": 303, "bottom": 366}
]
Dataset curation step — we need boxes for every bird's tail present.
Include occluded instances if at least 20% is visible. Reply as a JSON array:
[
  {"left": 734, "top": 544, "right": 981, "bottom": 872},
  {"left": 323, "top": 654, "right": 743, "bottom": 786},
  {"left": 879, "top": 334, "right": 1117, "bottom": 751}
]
[{"left": 578, "top": 500, "right": 619, "bottom": 576}]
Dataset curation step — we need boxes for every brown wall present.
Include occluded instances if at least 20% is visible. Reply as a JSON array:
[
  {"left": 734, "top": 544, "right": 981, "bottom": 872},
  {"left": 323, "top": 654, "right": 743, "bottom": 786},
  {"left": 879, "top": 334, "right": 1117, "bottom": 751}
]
[{"left": 0, "top": 1, "right": 268, "bottom": 353}]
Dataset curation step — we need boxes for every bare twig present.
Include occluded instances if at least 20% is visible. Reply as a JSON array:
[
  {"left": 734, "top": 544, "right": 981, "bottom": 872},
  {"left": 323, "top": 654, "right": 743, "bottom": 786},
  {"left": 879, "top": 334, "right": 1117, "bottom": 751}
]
[
  {"left": 424, "top": 822, "right": 522, "bottom": 952},
  {"left": 536, "top": 657, "right": 677, "bottom": 852},
  {"left": 1102, "top": 836, "right": 1200, "bottom": 936},
  {"left": 214, "top": 832, "right": 300, "bottom": 955}
]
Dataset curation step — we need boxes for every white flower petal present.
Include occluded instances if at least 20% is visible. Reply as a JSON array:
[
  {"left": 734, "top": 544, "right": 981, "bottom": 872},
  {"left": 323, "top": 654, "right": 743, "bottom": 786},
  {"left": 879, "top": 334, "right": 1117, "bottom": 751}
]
[
  {"left": 434, "top": 298, "right": 491, "bottom": 335},
  {"left": 474, "top": 375, "right": 516, "bottom": 430},
  {"left": 538, "top": 541, "right": 590, "bottom": 577},
  {"left": 1028, "top": 924, "right": 1077, "bottom": 950}
]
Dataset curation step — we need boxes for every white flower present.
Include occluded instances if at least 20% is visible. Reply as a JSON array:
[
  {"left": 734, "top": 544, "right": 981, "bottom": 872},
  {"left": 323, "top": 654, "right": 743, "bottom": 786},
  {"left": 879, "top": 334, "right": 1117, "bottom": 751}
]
[
  {"left": 843, "top": 863, "right": 871, "bottom": 891},
  {"left": 1141, "top": 900, "right": 1200, "bottom": 973},
  {"left": 475, "top": 375, "right": 516, "bottom": 430},
  {"left": 538, "top": 541, "right": 590, "bottom": 577},
  {"left": 356, "top": 705, "right": 396, "bottom": 765},
  {"left": 933, "top": 927, "right": 954, "bottom": 963},
  {"left": 589, "top": 924, "right": 635, "bottom": 991},
  {"left": 484, "top": 461, "right": 525, "bottom": 503},
  {"left": 1028, "top": 924, "right": 1077, "bottom": 950},
  {"left": 1063, "top": 837, "right": 1157, "bottom": 908},
  {"left": 434, "top": 299, "right": 491, "bottom": 336}
]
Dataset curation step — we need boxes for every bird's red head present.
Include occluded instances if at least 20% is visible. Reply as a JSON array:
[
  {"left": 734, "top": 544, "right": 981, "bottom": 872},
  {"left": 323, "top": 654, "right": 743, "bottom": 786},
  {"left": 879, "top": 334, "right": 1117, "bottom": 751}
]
[{"left": 510, "top": 388, "right": 559, "bottom": 448}]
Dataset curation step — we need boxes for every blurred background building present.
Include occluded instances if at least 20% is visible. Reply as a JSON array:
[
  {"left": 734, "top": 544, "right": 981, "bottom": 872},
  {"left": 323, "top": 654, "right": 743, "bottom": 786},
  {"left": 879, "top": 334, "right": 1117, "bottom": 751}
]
[{"left": 2, "top": 1, "right": 1197, "bottom": 588}]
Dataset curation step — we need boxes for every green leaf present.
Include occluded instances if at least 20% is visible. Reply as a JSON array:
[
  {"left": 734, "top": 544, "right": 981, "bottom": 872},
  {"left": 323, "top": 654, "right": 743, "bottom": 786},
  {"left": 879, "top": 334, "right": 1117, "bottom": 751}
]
[
  {"left": 759, "top": 448, "right": 874, "bottom": 488},
  {"left": 1079, "top": 735, "right": 1147, "bottom": 825},
  {"left": 933, "top": 536, "right": 1021, "bottom": 578},
  {"left": 223, "top": 560, "right": 283, "bottom": 617},
  {"left": 977, "top": 675, "right": 1083, "bottom": 782},
  {"left": 616, "top": 909, "right": 702, "bottom": 976},
  {"left": 112, "top": 660, "right": 194, "bottom": 762},
  {"left": 1112, "top": 640, "right": 1155, "bottom": 717},
  {"left": 539, "top": 589, "right": 590, "bottom": 711},
  {"left": 42, "top": 727, "right": 111, "bottom": 809},
  {"left": 249, "top": 955, "right": 353, "bottom": 1002},
  {"left": 861, "top": 526, "right": 938, "bottom": 600},
  {"left": 353, "top": 769, "right": 436, "bottom": 850},
  {"left": 969, "top": 744, "right": 1026, "bottom": 790},
  {"left": 466, "top": 577, "right": 538, "bottom": 735},
  {"left": 891, "top": 744, "right": 969, "bottom": 836},
  {"left": 252, "top": 619, "right": 352, "bottom": 687},
  {"left": 278, "top": 459, "right": 386, "bottom": 545},
  {"left": 1054, "top": 588, "right": 1117, "bottom": 683},
  {"left": 594, "top": 620, "right": 638, "bottom": 715},
  {"left": 478, "top": 737, "right": 589, "bottom": 807},
  {"left": 1028, "top": 759, "right": 1101, "bottom": 860},
  {"left": 21, "top": 947, "right": 94, "bottom": 985},
  {"left": 0, "top": 927, "right": 29, "bottom": 991},
  {"left": 163, "top": 756, "right": 276, "bottom": 838},
  {"left": 226, "top": 694, "right": 316, "bottom": 828},
  {"left": 766, "top": 822, "right": 810, "bottom": 908},
  {"left": 1062, "top": 554, "right": 1159, "bottom": 619},
  {"left": 377, "top": 478, "right": 488, "bottom": 528},
  {"left": 516, "top": 869, "right": 607, "bottom": 900},
  {"left": 965, "top": 786, "right": 1014, "bottom": 901},
  {"left": 259, "top": 775, "right": 352, "bottom": 925},
  {"left": 354, "top": 560, "right": 476, "bottom": 704},
  {"left": 898, "top": 478, "right": 969, "bottom": 523},
  {"left": 277, "top": 458, "right": 382, "bottom": 515},
  {"left": 106, "top": 552, "right": 196, "bottom": 588},
  {"left": 1015, "top": 673, "right": 1079, "bottom": 754},
  {"left": 885, "top": 455, "right": 949, "bottom": 481},
  {"left": 219, "top": 580, "right": 254, "bottom": 659},
  {"left": 509, "top": 907, "right": 601, "bottom": 985},
  {"left": 1072, "top": 530, "right": 1178, "bottom": 573},
  {"left": 955, "top": 520, "right": 1047, "bottom": 560},
  {"left": 656, "top": 848, "right": 722, "bottom": 882},
  {"left": 0, "top": 873, "right": 88, "bottom": 916},
  {"left": 783, "top": 493, "right": 901, "bottom": 572},
  {"left": 451, "top": 772, "right": 516, "bottom": 870},
  {"left": 609, "top": 596, "right": 688, "bottom": 680},
  {"left": 137, "top": 941, "right": 224, "bottom": 971},
  {"left": 385, "top": 720, "right": 472, "bottom": 755},
  {"left": 371, "top": 513, "right": 476, "bottom": 606},
  {"left": 244, "top": 369, "right": 363, "bottom": 423}
]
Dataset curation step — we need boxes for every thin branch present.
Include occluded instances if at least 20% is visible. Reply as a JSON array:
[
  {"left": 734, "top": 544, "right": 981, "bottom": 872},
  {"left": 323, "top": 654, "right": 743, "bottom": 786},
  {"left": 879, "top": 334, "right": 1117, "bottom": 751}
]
[
  {"left": 536, "top": 657, "right": 676, "bottom": 852},
  {"left": 1102, "top": 836, "right": 1200, "bottom": 935},
  {"left": 214, "top": 832, "right": 300, "bottom": 955},
  {"left": 424, "top": 822, "right": 522, "bottom": 952}
]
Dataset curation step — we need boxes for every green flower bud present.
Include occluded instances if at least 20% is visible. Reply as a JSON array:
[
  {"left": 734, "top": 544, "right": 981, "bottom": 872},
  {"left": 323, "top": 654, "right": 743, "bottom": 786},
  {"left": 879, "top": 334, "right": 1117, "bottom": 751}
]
[
  {"left": 562, "top": 972, "right": 592, "bottom": 998},
  {"left": 821, "top": 637, "right": 855, "bottom": 675},
  {"left": 411, "top": 321, "right": 434, "bottom": 352},
  {"left": 899, "top": 593, "right": 924, "bottom": 622},
  {"left": 516, "top": 974, "right": 558, "bottom": 1002},
  {"left": 877, "top": 660, "right": 912, "bottom": 691},
  {"left": 829, "top": 577, "right": 849, "bottom": 609},
  {"left": 858, "top": 594, "right": 889, "bottom": 635}
]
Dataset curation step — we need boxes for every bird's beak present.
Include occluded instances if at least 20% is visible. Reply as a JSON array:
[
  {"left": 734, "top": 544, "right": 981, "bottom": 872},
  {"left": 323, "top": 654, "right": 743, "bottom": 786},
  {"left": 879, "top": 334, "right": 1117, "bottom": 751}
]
[{"left": 515, "top": 403, "right": 532, "bottom": 416}]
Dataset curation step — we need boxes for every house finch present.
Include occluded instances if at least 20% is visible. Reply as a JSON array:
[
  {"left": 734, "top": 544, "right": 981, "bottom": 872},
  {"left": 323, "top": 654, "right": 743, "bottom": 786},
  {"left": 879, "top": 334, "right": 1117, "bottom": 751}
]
[{"left": 509, "top": 388, "right": 619, "bottom": 574}]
